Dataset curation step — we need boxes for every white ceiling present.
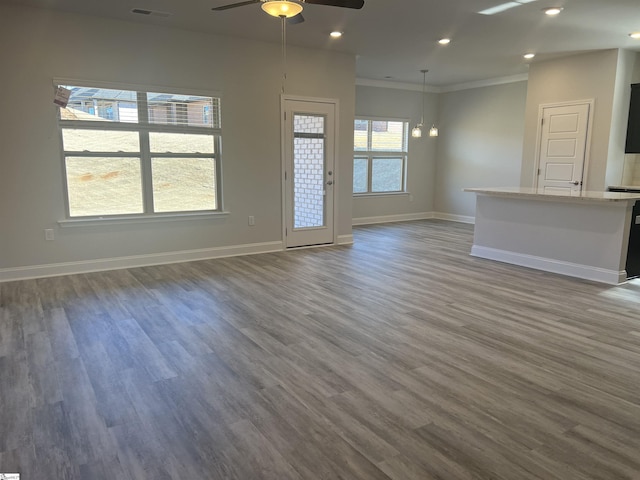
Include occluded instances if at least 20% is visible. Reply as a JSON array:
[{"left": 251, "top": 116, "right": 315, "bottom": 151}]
[{"left": 6, "top": 0, "right": 640, "bottom": 87}]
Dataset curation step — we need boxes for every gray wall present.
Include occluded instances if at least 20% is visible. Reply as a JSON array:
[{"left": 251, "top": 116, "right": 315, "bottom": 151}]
[
  {"left": 0, "top": 4, "right": 355, "bottom": 271},
  {"left": 521, "top": 50, "right": 620, "bottom": 191},
  {"left": 434, "top": 82, "right": 528, "bottom": 218},
  {"left": 606, "top": 50, "right": 639, "bottom": 187},
  {"left": 353, "top": 85, "right": 438, "bottom": 220}
]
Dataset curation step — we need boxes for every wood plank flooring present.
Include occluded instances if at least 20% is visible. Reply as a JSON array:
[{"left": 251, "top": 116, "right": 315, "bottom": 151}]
[{"left": 2, "top": 220, "right": 640, "bottom": 479}]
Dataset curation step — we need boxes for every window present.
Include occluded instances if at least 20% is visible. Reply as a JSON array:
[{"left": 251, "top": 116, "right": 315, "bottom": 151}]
[
  {"left": 353, "top": 118, "right": 408, "bottom": 194},
  {"left": 57, "top": 84, "right": 222, "bottom": 218}
]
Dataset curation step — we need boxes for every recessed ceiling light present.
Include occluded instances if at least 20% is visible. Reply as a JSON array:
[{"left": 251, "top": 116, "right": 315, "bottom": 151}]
[
  {"left": 544, "top": 7, "right": 563, "bottom": 15},
  {"left": 524, "top": 53, "right": 536, "bottom": 59},
  {"left": 438, "top": 38, "right": 451, "bottom": 45},
  {"left": 330, "top": 31, "right": 343, "bottom": 38},
  {"left": 630, "top": 32, "right": 640, "bottom": 39}
]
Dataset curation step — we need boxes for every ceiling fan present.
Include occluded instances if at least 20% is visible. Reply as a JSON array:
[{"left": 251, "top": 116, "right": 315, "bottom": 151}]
[{"left": 212, "top": 0, "right": 364, "bottom": 24}]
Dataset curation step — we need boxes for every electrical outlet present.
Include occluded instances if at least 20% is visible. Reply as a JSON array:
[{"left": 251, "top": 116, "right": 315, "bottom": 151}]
[
  {"left": 248, "top": 216, "right": 255, "bottom": 226},
  {"left": 45, "top": 228, "right": 54, "bottom": 241}
]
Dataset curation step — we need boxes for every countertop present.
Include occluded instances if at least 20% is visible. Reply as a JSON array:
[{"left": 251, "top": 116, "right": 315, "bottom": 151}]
[
  {"left": 608, "top": 185, "right": 640, "bottom": 192},
  {"left": 463, "top": 187, "right": 640, "bottom": 202}
]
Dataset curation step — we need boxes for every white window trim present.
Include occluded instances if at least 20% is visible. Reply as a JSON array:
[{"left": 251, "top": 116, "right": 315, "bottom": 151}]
[
  {"left": 353, "top": 117, "right": 409, "bottom": 195},
  {"left": 58, "top": 211, "right": 231, "bottom": 228},
  {"left": 55, "top": 79, "right": 224, "bottom": 220}
]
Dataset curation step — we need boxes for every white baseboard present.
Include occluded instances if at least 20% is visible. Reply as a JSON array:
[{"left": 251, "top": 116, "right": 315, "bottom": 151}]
[
  {"left": 352, "top": 212, "right": 434, "bottom": 226},
  {"left": 471, "top": 245, "right": 627, "bottom": 285},
  {"left": 352, "top": 211, "right": 475, "bottom": 226},
  {"left": 337, "top": 234, "right": 354, "bottom": 245},
  {"left": 433, "top": 212, "right": 475, "bottom": 224},
  {"left": 0, "top": 241, "right": 284, "bottom": 283}
]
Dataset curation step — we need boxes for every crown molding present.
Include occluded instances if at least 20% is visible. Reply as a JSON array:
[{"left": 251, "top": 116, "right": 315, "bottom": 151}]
[
  {"left": 440, "top": 73, "right": 529, "bottom": 92},
  {"left": 355, "top": 78, "right": 442, "bottom": 93},
  {"left": 356, "top": 73, "right": 528, "bottom": 94}
]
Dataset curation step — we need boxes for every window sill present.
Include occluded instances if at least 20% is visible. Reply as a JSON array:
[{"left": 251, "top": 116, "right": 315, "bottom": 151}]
[
  {"left": 58, "top": 211, "right": 230, "bottom": 228},
  {"left": 353, "top": 192, "right": 410, "bottom": 198}
]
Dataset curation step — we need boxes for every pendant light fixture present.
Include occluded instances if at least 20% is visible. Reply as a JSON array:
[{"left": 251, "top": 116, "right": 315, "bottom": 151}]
[
  {"left": 261, "top": 0, "right": 303, "bottom": 18},
  {"left": 412, "top": 69, "right": 438, "bottom": 139},
  {"left": 412, "top": 69, "right": 427, "bottom": 138}
]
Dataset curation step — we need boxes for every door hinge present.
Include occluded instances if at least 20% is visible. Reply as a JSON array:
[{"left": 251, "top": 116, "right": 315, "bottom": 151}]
[
  {"left": 538, "top": 168, "right": 541, "bottom": 175},
  {"left": 284, "top": 171, "right": 287, "bottom": 180},
  {"left": 541, "top": 118, "right": 544, "bottom": 125},
  {"left": 285, "top": 228, "right": 288, "bottom": 236}
]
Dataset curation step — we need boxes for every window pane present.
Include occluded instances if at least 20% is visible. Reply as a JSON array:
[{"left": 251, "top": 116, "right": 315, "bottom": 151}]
[
  {"left": 354, "top": 120, "right": 369, "bottom": 151},
  {"left": 62, "top": 129, "right": 140, "bottom": 152},
  {"left": 65, "top": 157, "right": 143, "bottom": 216},
  {"left": 152, "top": 158, "right": 217, "bottom": 212},
  {"left": 149, "top": 132, "right": 215, "bottom": 154},
  {"left": 294, "top": 114, "right": 324, "bottom": 134},
  {"left": 293, "top": 134, "right": 325, "bottom": 229},
  {"left": 371, "top": 121, "right": 405, "bottom": 151},
  {"left": 353, "top": 157, "right": 368, "bottom": 193},
  {"left": 372, "top": 157, "right": 403, "bottom": 192},
  {"left": 147, "top": 93, "right": 220, "bottom": 128},
  {"left": 60, "top": 86, "right": 138, "bottom": 123}
]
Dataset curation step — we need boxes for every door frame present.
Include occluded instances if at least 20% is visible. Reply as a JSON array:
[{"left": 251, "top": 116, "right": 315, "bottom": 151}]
[
  {"left": 532, "top": 99, "right": 595, "bottom": 190},
  {"left": 280, "top": 94, "right": 340, "bottom": 248}
]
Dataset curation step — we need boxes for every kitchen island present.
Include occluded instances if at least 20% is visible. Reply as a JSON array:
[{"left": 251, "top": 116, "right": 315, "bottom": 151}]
[{"left": 464, "top": 187, "right": 640, "bottom": 284}]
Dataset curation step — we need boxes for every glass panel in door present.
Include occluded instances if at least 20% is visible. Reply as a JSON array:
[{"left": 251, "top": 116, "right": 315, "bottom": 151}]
[{"left": 293, "top": 114, "right": 326, "bottom": 229}]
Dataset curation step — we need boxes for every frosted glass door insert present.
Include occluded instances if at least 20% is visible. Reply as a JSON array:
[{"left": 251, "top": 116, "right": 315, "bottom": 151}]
[{"left": 293, "top": 114, "right": 326, "bottom": 229}]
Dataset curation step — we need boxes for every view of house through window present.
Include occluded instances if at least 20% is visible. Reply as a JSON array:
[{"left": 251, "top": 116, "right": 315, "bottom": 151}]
[
  {"left": 58, "top": 85, "right": 222, "bottom": 217},
  {"left": 353, "top": 118, "right": 408, "bottom": 194}
]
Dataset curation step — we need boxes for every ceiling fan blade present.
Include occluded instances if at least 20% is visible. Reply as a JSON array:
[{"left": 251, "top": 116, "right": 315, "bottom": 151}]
[
  {"left": 304, "top": 0, "right": 364, "bottom": 9},
  {"left": 288, "top": 13, "right": 305, "bottom": 24},
  {"left": 211, "top": 0, "right": 260, "bottom": 11}
]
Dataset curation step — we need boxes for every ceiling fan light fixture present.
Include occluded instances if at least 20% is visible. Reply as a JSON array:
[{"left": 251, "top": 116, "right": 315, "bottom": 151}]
[{"left": 261, "top": 0, "right": 303, "bottom": 18}]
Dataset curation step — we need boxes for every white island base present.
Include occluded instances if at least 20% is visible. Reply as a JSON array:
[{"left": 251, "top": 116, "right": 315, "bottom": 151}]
[{"left": 465, "top": 188, "right": 640, "bottom": 285}]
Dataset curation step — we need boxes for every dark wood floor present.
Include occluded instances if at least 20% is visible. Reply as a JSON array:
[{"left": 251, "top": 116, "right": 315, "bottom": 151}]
[{"left": 2, "top": 220, "right": 640, "bottom": 479}]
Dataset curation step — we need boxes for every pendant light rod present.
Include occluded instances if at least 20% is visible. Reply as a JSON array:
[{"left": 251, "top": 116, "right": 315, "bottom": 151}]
[
  {"left": 281, "top": 15, "right": 287, "bottom": 93},
  {"left": 420, "top": 69, "right": 427, "bottom": 126}
]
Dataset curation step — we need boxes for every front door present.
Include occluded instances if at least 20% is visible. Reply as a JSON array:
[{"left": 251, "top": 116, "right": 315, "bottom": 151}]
[
  {"left": 536, "top": 102, "right": 591, "bottom": 193},
  {"left": 282, "top": 97, "right": 336, "bottom": 248}
]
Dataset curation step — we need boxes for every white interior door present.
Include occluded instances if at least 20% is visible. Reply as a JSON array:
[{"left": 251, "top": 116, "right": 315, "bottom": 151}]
[
  {"left": 537, "top": 103, "right": 591, "bottom": 193},
  {"left": 282, "top": 98, "right": 336, "bottom": 248}
]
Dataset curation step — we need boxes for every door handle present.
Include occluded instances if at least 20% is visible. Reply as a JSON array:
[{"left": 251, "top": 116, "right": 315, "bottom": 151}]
[
  {"left": 568, "top": 180, "right": 580, "bottom": 185},
  {"left": 326, "top": 180, "right": 333, "bottom": 186}
]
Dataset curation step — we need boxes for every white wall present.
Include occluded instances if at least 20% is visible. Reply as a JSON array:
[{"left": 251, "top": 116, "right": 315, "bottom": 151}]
[
  {"left": 353, "top": 85, "right": 438, "bottom": 220},
  {"left": 434, "top": 81, "right": 527, "bottom": 218},
  {"left": 0, "top": 4, "right": 355, "bottom": 274}
]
